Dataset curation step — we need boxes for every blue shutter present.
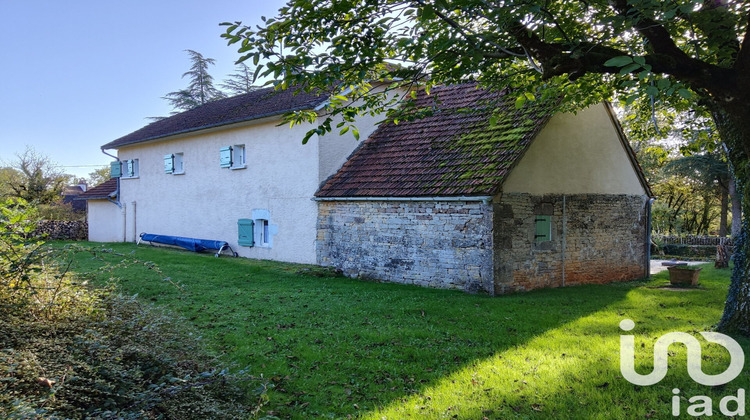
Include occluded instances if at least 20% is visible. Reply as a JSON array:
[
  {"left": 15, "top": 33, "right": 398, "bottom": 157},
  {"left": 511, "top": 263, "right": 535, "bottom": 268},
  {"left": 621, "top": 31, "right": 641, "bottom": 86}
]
[
  {"left": 220, "top": 146, "right": 233, "bottom": 168},
  {"left": 164, "top": 154, "right": 174, "bottom": 173},
  {"left": 238, "top": 219, "right": 254, "bottom": 246},
  {"left": 110, "top": 161, "right": 122, "bottom": 178},
  {"left": 535, "top": 215, "right": 551, "bottom": 243}
]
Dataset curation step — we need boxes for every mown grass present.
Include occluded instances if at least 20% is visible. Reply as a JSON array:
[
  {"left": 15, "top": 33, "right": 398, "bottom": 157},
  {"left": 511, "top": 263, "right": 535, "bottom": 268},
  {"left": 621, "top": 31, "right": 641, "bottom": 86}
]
[{"left": 63, "top": 242, "right": 750, "bottom": 419}]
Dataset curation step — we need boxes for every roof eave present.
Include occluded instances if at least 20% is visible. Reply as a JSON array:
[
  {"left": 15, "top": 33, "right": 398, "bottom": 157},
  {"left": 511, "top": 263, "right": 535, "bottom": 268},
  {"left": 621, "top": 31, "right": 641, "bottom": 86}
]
[{"left": 101, "top": 100, "right": 327, "bottom": 150}]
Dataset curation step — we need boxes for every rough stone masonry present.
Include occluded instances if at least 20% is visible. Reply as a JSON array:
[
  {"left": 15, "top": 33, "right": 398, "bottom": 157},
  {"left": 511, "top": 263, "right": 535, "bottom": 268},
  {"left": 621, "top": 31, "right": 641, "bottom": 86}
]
[
  {"left": 317, "top": 194, "right": 648, "bottom": 295},
  {"left": 317, "top": 200, "right": 494, "bottom": 293}
]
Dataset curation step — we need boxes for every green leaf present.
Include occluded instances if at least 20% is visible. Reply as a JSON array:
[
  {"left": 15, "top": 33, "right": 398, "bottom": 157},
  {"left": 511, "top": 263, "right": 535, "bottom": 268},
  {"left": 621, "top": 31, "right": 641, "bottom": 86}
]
[
  {"left": 678, "top": 89, "right": 693, "bottom": 99},
  {"left": 351, "top": 127, "right": 360, "bottom": 141},
  {"left": 619, "top": 63, "right": 641, "bottom": 75},
  {"left": 604, "top": 56, "right": 633, "bottom": 67},
  {"left": 515, "top": 95, "right": 526, "bottom": 109}
]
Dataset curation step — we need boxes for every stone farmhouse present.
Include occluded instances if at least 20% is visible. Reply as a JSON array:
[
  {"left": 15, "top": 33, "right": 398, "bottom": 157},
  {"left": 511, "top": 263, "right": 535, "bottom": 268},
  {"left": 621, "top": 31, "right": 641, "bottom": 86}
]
[{"left": 82, "top": 83, "right": 653, "bottom": 295}]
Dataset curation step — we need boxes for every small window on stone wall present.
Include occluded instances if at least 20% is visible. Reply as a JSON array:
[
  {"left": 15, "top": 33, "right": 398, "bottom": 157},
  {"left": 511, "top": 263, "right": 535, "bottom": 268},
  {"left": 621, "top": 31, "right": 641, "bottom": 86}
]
[
  {"left": 533, "top": 202, "right": 553, "bottom": 248},
  {"left": 534, "top": 215, "right": 552, "bottom": 244}
]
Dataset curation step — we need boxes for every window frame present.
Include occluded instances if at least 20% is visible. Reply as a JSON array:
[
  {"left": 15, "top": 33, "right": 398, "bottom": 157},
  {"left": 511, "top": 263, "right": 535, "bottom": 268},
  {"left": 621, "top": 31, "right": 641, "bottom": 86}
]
[
  {"left": 231, "top": 144, "right": 246, "bottom": 170},
  {"left": 166, "top": 152, "right": 185, "bottom": 175},
  {"left": 256, "top": 219, "right": 270, "bottom": 247},
  {"left": 121, "top": 159, "right": 139, "bottom": 179}
]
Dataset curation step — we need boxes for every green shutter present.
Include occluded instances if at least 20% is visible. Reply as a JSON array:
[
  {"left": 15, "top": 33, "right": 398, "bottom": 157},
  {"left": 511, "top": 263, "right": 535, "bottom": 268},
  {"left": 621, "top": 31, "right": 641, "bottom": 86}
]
[
  {"left": 110, "top": 161, "right": 122, "bottom": 178},
  {"left": 535, "top": 215, "right": 551, "bottom": 243},
  {"left": 220, "top": 146, "right": 233, "bottom": 168},
  {"left": 164, "top": 154, "right": 174, "bottom": 173},
  {"left": 238, "top": 219, "right": 254, "bottom": 246}
]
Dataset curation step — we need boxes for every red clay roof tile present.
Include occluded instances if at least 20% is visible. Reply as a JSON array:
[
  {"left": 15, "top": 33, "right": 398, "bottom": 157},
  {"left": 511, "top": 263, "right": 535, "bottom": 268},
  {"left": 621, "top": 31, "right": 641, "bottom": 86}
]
[{"left": 316, "top": 84, "right": 553, "bottom": 197}]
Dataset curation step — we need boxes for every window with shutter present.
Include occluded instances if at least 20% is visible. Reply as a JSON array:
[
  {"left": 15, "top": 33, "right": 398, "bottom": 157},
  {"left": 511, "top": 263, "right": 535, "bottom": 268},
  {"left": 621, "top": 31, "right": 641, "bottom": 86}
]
[
  {"left": 120, "top": 159, "right": 139, "bottom": 178},
  {"left": 164, "top": 153, "right": 184, "bottom": 175},
  {"left": 534, "top": 215, "right": 551, "bottom": 244},
  {"left": 238, "top": 219, "right": 254, "bottom": 246}
]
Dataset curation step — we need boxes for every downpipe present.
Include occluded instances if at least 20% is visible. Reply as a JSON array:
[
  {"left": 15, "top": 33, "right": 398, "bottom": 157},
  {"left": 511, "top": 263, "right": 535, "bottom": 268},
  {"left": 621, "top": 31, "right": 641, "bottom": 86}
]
[{"left": 646, "top": 197, "right": 657, "bottom": 277}]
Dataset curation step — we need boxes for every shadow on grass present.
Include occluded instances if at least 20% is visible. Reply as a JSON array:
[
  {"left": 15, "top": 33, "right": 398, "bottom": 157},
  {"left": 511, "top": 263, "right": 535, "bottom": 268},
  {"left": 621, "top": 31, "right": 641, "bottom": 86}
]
[{"left": 62, "top": 243, "right": 747, "bottom": 419}]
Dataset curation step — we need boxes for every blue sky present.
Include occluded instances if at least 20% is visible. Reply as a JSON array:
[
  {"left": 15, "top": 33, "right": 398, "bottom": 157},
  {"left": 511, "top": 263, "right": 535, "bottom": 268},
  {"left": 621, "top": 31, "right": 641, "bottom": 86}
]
[{"left": 0, "top": 0, "right": 285, "bottom": 180}]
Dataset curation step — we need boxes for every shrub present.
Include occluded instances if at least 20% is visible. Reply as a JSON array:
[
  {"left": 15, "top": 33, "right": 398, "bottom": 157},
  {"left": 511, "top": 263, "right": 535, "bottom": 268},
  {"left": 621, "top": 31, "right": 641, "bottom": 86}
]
[
  {"left": 0, "top": 293, "right": 266, "bottom": 419},
  {"left": 661, "top": 244, "right": 717, "bottom": 258},
  {"left": 0, "top": 199, "right": 267, "bottom": 418}
]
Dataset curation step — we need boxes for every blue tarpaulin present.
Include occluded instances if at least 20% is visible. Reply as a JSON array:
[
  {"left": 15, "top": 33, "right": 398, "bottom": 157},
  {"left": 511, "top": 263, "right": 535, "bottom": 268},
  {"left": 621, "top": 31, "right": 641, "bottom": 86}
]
[{"left": 138, "top": 233, "right": 236, "bottom": 257}]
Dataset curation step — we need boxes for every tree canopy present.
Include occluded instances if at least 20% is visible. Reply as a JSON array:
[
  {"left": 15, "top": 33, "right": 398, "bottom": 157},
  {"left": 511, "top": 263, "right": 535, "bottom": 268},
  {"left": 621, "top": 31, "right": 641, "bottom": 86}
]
[
  {"left": 163, "top": 50, "right": 225, "bottom": 113},
  {"left": 221, "top": 63, "right": 261, "bottom": 95},
  {"left": 1, "top": 147, "right": 70, "bottom": 205},
  {"left": 224, "top": 0, "right": 749, "bottom": 143}
]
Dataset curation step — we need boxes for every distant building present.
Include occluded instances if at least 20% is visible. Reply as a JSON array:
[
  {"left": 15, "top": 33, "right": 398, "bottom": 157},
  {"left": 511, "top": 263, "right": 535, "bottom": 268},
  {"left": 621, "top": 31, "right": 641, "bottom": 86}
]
[{"left": 62, "top": 180, "right": 87, "bottom": 213}]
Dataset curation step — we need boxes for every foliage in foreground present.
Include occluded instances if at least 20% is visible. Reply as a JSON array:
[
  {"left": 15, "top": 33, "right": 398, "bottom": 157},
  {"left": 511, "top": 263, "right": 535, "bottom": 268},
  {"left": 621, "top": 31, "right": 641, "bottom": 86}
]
[
  {"left": 0, "top": 293, "right": 262, "bottom": 419},
  {"left": 0, "top": 200, "right": 264, "bottom": 418},
  {"left": 70, "top": 242, "right": 750, "bottom": 419}
]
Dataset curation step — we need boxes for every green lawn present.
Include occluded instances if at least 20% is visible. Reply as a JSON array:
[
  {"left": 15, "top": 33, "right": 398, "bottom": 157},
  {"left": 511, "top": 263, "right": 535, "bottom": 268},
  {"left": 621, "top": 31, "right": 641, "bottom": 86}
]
[{"left": 64, "top": 242, "right": 749, "bottom": 419}]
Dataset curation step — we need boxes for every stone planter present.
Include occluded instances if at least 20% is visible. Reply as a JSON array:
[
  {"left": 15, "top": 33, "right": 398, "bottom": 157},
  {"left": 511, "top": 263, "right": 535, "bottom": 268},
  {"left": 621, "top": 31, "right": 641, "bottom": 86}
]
[{"left": 667, "top": 266, "right": 702, "bottom": 286}]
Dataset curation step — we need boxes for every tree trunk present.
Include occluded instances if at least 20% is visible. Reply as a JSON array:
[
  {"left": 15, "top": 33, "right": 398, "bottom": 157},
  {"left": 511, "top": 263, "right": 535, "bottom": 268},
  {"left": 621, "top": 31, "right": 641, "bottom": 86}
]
[
  {"left": 712, "top": 107, "right": 750, "bottom": 336},
  {"left": 719, "top": 181, "right": 729, "bottom": 237},
  {"left": 729, "top": 176, "right": 741, "bottom": 238},
  {"left": 718, "top": 192, "right": 750, "bottom": 336}
]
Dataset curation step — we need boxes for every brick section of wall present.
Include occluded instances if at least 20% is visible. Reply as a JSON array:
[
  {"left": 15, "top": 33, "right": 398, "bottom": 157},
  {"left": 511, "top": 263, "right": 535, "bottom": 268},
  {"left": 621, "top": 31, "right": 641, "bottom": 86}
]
[
  {"left": 317, "top": 201, "right": 494, "bottom": 293},
  {"left": 493, "top": 193, "right": 648, "bottom": 294},
  {"left": 33, "top": 220, "right": 89, "bottom": 241}
]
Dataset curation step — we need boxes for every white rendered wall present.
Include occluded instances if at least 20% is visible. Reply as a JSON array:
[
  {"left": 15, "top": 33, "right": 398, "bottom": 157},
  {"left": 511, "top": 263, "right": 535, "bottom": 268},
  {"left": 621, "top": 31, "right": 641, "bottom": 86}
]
[
  {"left": 502, "top": 103, "right": 646, "bottom": 196},
  {"left": 87, "top": 200, "right": 124, "bottom": 242},
  {"left": 115, "top": 115, "right": 367, "bottom": 264}
]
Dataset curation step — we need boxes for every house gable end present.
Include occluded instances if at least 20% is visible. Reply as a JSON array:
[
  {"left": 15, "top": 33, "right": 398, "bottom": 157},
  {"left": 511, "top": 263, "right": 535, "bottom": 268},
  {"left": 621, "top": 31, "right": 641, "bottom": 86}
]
[{"left": 501, "top": 102, "right": 649, "bottom": 196}]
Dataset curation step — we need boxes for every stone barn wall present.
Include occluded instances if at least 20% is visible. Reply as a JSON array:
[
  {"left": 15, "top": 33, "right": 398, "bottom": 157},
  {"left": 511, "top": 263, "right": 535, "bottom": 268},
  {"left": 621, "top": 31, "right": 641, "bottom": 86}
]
[
  {"left": 317, "top": 200, "right": 494, "bottom": 293},
  {"left": 493, "top": 193, "right": 648, "bottom": 294}
]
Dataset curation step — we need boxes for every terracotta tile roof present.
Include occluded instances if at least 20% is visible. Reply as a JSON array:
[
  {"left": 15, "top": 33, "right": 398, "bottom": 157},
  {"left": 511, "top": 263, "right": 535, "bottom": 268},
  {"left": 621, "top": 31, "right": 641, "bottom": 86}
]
[
  {"left": 316, "top": 83, "right": 554, "bottom": 197},
  {"left": 102, "top": 87, "right": 328, "bottom": 150},
  {"left": 77, "top": 178, "right": 118, "bottom": 200}
]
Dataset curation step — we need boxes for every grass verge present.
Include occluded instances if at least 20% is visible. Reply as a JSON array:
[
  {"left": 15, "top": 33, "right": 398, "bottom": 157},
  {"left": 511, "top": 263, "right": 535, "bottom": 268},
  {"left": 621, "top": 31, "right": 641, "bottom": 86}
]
[{"left": 66, "top": 242, "right": 749, "bottom": 419}]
